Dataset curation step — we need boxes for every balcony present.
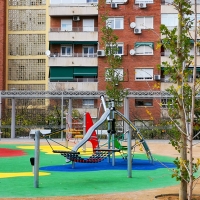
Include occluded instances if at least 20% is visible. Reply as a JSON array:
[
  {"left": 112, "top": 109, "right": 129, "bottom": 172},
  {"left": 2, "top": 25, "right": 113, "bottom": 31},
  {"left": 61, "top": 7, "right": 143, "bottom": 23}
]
[
  {"left": 48, "top": 53, "right": 98, "bottom": 67},
  {"left": 50, "top": 0, "right": 98, "bottom": 5},
  {"left": 49, "top": 4, "right": 98, "bottom": 16},
  {"left": 49, "top": 27, "right": 98, "bottom": 42},
  {"left": 48, "top": 82, "right": 98, "bottom": 91}
]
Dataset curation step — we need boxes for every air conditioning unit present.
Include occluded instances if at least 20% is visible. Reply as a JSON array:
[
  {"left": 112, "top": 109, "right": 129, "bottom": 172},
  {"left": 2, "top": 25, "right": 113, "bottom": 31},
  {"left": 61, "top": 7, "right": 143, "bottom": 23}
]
[
  {"left": 111, "top": 3, "right": 118, "bottom": 8},
  {"left": 129, "top": 49, "right": 136, "bottom": 55},
  {"left": 134, "top": 28, "right": 142, "bottom": 34},
  {"left": 154, "top": 75, "right": 161, "bottom": 81},
  {"left": 139, "top": 2, "right": 147, "bottom": 8},
  {"left": 97, "top": 50, "right": 105, "bottom": 57},
  {"left": 73, "top": 16, "right": 80, "bottom": 21}
]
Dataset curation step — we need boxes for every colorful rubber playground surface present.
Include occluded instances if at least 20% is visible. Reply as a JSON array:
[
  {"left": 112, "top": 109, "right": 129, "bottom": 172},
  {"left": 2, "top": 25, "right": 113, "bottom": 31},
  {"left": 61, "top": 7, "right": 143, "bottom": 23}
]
[{"left": 0, "top": 139, "right": 185, "bottom": 199}]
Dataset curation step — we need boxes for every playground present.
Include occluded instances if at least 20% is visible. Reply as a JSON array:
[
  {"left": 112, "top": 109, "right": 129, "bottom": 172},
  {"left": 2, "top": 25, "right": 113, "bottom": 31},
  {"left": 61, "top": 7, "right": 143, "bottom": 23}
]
[
  {"left": 0, "top": 96, "right": 200, "bottom": 199},
  {"left": 0, "top": 138, "right": 200, "bottom": 200}
]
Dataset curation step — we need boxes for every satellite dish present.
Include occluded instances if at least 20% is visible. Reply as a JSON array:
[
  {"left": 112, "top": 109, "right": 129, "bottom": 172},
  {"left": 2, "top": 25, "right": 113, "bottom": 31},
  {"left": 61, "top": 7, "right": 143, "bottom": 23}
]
[
  {"left": 130, "top": 49, "right": 135, "bottom": 55},
  {"left": 130, "top": 22, "right": 136, "bottom": 29},
  {"left": 45, "top": 50, "right": 51, "bottom": 57}
]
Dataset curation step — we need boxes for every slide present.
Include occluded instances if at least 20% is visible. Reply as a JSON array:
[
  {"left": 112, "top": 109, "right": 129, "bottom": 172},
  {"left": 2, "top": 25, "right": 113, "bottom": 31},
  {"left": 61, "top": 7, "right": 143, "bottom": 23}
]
[
  {"left": 115, "top": 110, "right": 153, "bottom": 162},
  {"left": 72, "top": 109, "right": 110, "bottom": 152},
  {"left": 85, "top": 112, "right": 99, "bottom": 150}
]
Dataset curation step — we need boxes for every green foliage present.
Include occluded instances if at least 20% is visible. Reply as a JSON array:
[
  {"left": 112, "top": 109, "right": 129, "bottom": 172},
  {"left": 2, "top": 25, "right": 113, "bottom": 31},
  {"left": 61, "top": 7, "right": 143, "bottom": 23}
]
[
  {"left": 172, "top": 157, "right": 199, "bottom": 182},
  {"left": 100, "top": 9, "right": 128, "bottom": 108},
  {"left": 160, "top": 0, "right": 200, "bottom": 193}
]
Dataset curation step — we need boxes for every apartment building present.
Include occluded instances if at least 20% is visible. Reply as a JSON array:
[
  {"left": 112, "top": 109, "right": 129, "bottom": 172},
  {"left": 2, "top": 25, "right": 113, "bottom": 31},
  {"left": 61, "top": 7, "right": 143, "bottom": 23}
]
[
  {"left": 48, "top": 0, "right": 99, "bottom": 116},
  {"left": 160, "top": 0, "right": 200, "bottom": 117},
  {"left": 7, "top": 0, "right": 49, "bottom": 92},
  {"left": 0, "top": 0, "right": 6, "bottom": 90},
  {"left": 98, "top": 0, "right": 161, "bottom": 125}
]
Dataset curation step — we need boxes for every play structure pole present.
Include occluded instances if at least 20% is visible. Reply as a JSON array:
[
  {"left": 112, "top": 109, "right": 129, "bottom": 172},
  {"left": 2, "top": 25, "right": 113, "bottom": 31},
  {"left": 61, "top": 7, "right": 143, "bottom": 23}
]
[
  {"left": 127, "top": 129, "right": 132, "bottom": 178},
  {"left": 124, "top": 95, "right": 130, "bottom": 140},
  {"left": 111, "top": 99, "right": 116, "bottom": 166},
  {"left": 124, "top": 96, "right": 132, "bottom": 177},
  {"left": 100, "top": 96, "right": 111, "bottom": 163},
  {"left": 34, "top": 130, "right": 40, "bottom": 188},
  {"left": 107, "top": 104, "right": 111, "bottom": 163}
]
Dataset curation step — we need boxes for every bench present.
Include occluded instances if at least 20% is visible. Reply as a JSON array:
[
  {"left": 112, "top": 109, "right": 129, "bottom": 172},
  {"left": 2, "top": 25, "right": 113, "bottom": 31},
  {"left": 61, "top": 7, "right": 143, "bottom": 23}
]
[{"left": 29, "top": 129, "right": 51, "bottom": 139}]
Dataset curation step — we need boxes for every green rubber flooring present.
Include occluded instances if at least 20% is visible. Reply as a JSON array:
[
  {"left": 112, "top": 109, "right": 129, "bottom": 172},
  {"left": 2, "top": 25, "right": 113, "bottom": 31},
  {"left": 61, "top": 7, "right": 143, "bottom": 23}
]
[{"left": 0, "top": 144, "right": 178, "bottom": 198}]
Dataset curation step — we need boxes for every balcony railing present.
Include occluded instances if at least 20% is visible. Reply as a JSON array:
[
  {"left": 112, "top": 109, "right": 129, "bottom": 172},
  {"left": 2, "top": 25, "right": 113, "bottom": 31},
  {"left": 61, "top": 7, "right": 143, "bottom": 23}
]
[
  {"left": 161, "top": 78, "right": 172, "bottom": 82},
  {"left": 50, "top": 53, "right": 97, "bottom": 57},
  {"left": 50, "top": 0, "right": 98, "bottom": 5},
  {"left": 50, "top": 27, "right": 98, "bottom": 32},
  {"left": 50, "top": 78, "right": 98, "bottom": 82},
  {"left": 161, "top": 52, "right": 171, "bottom": 56}
]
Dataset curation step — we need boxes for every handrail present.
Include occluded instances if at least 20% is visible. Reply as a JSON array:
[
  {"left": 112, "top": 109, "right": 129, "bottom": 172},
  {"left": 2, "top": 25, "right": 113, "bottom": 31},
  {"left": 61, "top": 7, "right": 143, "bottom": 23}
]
[{"left": 50, "top": 27, "right": 98, "bottom": 32}]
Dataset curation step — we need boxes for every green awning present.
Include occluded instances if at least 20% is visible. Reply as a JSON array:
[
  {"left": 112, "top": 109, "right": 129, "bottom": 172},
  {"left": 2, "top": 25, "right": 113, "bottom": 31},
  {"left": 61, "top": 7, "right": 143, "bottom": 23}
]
[
  {"left": 190, "top": 39, "right": 200, "bottom": 44},
  {"left": 49, "top": 41, "right": 97, "bottom": 45},
  {"left": 189, "top": 67, "right": 200, "bottom": 71},
  {"left": 135, "top": 42, "right": 154, "bottom": 49},
  {"left": 162, "top": 67, "right": 200, "bottom": 72},
  {"left": 74, "top": 67, "right": 97, "bottom": 77},
  {"left": 49, "top": 67, "right": 74, "bottom": 81}
]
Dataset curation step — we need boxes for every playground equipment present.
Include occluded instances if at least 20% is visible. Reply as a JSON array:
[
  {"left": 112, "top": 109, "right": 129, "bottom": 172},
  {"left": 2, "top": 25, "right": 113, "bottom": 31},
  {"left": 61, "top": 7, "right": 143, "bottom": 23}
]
[{"left": 42, "top": 96, "right": 153, "bottom": 166}]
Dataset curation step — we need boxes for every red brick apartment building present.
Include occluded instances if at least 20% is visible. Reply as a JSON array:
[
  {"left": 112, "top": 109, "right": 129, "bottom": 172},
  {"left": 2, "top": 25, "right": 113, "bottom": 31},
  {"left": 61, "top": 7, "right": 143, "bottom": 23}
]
[
  {"left": 98, "top": 1, "right": 161, "bottom": 124},
  {"left": 0, "top": 0, "right": 6, "bottom": 90}
]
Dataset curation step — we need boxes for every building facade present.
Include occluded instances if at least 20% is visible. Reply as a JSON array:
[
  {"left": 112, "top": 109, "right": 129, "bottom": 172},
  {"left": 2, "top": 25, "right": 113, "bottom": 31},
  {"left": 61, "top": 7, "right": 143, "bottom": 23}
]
[
  {"left": 4, "top": 0, "right": 199, "bottom": 127},
  {"left": 98, "top": 0, "right": 161, "bottom": 125},
  {"left": 0, "top": 0, "right": 6, "bottom": 90},
  {"left": 7, "top": 0, "right": 49, "bottom": 92}
]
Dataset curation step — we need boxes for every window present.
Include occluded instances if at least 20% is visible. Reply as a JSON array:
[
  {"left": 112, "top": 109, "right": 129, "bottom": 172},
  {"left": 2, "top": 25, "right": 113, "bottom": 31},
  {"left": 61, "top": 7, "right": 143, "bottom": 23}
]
[
  {"left": 135, "top": 99, "right": 153, "bottom": 107},
  {"left": 135, "top": 68, "right": 153, "bottom": 80},
  {"left": 161, "top": 98, "right": 172, "bottom": 108},
  {"left": 83, "top": 46, "right": 95, "bottom": 57},
  {"left": 83, "top": 19, "right": 94, "bottom": 32},
  {"left": 61, "top": 19, "right": 72, "bottom": 31},
  {"left": 134, "top": 120, "right": 153, "bottom": 127},
  {"left": 105, "top": 68, "right": 124, "bottom": 81},
  {"left": 135, "top": 0, "right": 154, "bottom": 4},
  {"left": 188, "top": 14, "right": 200, "bottom": 29},
  {"left": 161, "top": 14, "right": 178, "bottom": 30},
  {"left": 135, "top": 42, "right": 154, "bottom": 55},
  {"left": 61, "top": 46, "right": 72, "bottom": 56},
  {"left": 106, "top": 42, "right": 124, "bottom": 55},
  {"left": 106, "top": 17, "right": 124, "bottom": 29},
  {"left": 188, "top": 67, "right": 200, "bottom": 82},
  {"left": 135, "top": 17, "right": 153, "bottom": 29},
  {"left": 83, "top": 99, "right": 94, "bottom": 108},
  {"left": 106, "top": 0, "right": 131, "bottom": 2},
  {"left": 87, "top": 0, "right": 98, "bottom": 2},
  {"left": 190, "top": 44, "right": 200, "bottom": 55}
]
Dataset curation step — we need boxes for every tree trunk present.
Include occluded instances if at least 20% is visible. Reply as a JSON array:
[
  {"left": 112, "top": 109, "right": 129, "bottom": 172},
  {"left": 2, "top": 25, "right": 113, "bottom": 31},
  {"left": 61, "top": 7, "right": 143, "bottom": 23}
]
[
  {"left": 179, "top": 133, "right": 188, "bottom": 200},
  {"left": 177, "top": 2, "right": 188, "bottom": 200}
]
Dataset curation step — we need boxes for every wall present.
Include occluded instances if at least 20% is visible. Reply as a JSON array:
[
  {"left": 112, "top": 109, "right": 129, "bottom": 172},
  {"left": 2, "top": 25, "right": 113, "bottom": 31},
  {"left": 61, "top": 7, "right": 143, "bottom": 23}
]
[
  {"left": 98, "top": 1, "right": 161, "bottom": 122},
  {"left": 0, "top": 0, "right": 6, "bottom": 90}
]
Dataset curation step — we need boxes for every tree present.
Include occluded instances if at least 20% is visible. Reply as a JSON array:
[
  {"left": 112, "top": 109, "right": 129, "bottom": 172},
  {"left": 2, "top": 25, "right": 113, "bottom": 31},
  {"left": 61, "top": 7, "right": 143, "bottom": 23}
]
[
  {"left": 160, "top": 0, "right": 200, "bottom": 199},
  {"left": 99, "top": 6, "right": 128, "bottom": 108}
]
